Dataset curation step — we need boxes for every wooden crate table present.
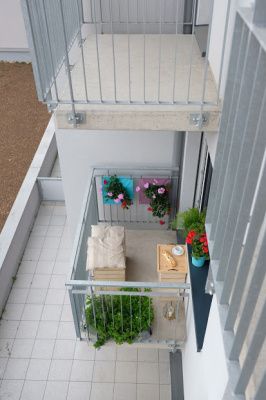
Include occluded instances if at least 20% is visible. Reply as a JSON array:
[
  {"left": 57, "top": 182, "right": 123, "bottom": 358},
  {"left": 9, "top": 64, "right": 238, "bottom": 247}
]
[{"left": 157, "top": 244, "right": 188, "bottom": 283}]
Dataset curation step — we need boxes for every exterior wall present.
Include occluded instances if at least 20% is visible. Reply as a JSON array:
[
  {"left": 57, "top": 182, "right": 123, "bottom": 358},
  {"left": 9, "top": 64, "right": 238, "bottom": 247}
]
[
  {"left": 56, "top": 129, "right": 182, "bottom": 235},
  {"left": 182, "top": 293, "right": 228, "bottom": 400},
  {"left": 0, "top": 0, "right": 30, "bottom": 61}
]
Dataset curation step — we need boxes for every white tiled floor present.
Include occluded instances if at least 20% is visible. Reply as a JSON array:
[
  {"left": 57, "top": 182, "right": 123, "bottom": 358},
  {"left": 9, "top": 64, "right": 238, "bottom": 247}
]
[{"left": 0, "top": 203, "right": 171, "bottom": 400}]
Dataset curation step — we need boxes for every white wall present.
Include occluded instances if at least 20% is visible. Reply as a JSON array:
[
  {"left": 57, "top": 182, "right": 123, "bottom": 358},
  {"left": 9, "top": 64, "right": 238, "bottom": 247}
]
[
  {"left": 182, "top": 293, "right": 228, "bottom": 400},
  {"left": 0, "top": 0, "right": 28, "bottom": 50},
  {"left": 56, "top": 129, "right": 182, "bottom": 235}
]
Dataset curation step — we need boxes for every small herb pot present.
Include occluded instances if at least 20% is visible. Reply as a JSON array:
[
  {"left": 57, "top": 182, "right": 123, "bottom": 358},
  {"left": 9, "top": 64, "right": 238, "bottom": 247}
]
[{"left": 192, "top": 256, "right": 206, "bottom": 268}]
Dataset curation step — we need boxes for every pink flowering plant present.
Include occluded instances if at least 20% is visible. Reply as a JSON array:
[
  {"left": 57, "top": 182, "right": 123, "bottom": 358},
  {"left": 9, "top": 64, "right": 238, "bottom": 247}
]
[
  {"left": 139, "top": 181, "right": 171, "bottom": 219},
  {"left": 104, "top": 175, "right": 132, "bottom": 209}
]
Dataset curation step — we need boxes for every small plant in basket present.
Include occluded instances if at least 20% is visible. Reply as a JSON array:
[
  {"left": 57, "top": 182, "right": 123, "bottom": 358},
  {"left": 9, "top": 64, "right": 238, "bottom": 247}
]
[
  {"left": 104, "top": 175, "right": 132, "bottom": 209},
  {"left": 136, "top": 182, "right": 171, "bottom": 220},
  {"left": 186, "top": 230, "right": 209, "bottom": 267}
]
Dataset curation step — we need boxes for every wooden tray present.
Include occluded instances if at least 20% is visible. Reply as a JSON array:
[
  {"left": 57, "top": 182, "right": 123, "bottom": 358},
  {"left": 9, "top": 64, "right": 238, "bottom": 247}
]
[{"left": 157, "top": 244, "right": 188, "bottom": 274}]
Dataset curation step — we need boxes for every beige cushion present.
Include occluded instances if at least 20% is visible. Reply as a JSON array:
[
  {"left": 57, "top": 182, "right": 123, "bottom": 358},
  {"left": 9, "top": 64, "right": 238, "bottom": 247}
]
[{"left": 86, "top": 236, "right": 126, "bottom": 271}]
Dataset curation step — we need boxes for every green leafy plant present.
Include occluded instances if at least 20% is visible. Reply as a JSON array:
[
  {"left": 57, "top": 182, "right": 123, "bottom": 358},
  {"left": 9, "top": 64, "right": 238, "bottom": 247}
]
[
  {"left": 171, "top": 208, "right": 206, "bottom": 235},
  {"left": 85, "top": 288, "right": 154, "bottom": 348},
  {"left": 104, "top": 175, "right": 132, "bottom": 209}
]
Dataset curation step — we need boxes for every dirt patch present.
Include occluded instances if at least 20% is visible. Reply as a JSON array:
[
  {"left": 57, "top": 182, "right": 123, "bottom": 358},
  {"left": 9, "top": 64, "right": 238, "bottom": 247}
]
[{"left": 0, "top": 62, "right": 50, "bottom": 231}]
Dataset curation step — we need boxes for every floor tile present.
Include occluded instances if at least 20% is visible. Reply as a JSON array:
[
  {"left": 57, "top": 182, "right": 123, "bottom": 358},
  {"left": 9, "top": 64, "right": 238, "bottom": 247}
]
[
  {"left": 61, "top": 305, "right": 73, "bottom": 321},
  {"left": 49, "top": 359, "right": 72, "bottom": 381},
  {"left": 57, "top": 322, "right": 76, "bottom": 339},
  {"left": 53, "top": 340, "right": 76, "bottom": 360},
  {"left": 31, "top": 274, "right": 51, "bottom": 289},
  {"left": 43, "top": 236, "right": 61, "bottom": 250},
  {"left": 4, "top": 358, "right": 29, "bottom": 379},
  {"left": 56, "top": 249, "right": 71, "bottom": 262},
  {"left": 160, "top": 384, "right": 171, "bottom": 400},
  {"left": 2, "top": 303, "right": 24, "bottom": 320},
  {"left": 17, "top": 260, "right": 37, "bottom": 274},
  {"left": 137, "top": 362, "right": 159, "bottom": 384},
  {"left": 13, "top": 274, "right": 33, "bottom": 289},
  {"left": 46, "top": 225, "right": 65, "bottom": 238},
  {"left": 42, "top": 304, "right": 63, "bottom": 321},
  {"left": 26, "top": 358, "right": 51, "bottom": 380},
  {"left": 70, "top": 360, "right": 94, "bottom": 381},
  {"left": 0, "top": 358, "right": 8, "bottom": 378},
  {"left": 117, "top": 346, "right": 137, "bottom": 362},
  {"left": 67, "top": 381, "right": 91, "bottom": 400},
  {"left": 50, "top": 215, "right": 66, "bottom": 226},
  {"left": 53, "top": 206, "right": 66, "bottom": 216},
  {"left": 44, "top": 381, "right": 69, "bottom": 400},
  {"left": 159, "top": 349, "right": 170, "bottom": 363},
  {"left": 32, "top": 339, "right": 55, "bottom": 359},
  {"left": 114, "top": 383, "right": 137, "bottom": 400},
  {"left": 22, "top": 248, "right": 42, "bottom": 261},
  {"left": 49, "top": 275, "right": 67, "bottom": 289},
  {"left": 20, "top": 380, "right": 46, "bottom": 400},
  {"left": 95, "top": 345, "right": 116, "bottom": 361},
  {"left": 34, "top": 215, "right": 51, "bottom": 226},
  {"left": 31, "top": 224, "right": 48, "bottom": 237},
  {"left": 115, "top": 361, "right": 137, "bottom": 383},
  {"left": 21, "top": 304, "right": 43, "bottom": 321},
  {"left": 90, "top": 382, "right": 114, "bottom": 400},
  {"left": 16, "top": 321, "right": 38, "bottom": 339},
  {"left": 27, "top": 235, "right": 45, "bottom": 249},
  {"left": 138, "top": 348, "right": 158, "bottom": 363},
  {"left": 45, "top": 289, "right": 65, "bottom": 305},
  {"left": 26, "top": 288, "right": 47, "bottom": 304},
  {"left": 39, "top": 248, "right": 58, "bottom": 262},
  {"left": 0, "top": 380, "right": 24, "bottom": 400},
  {"left": 74, "top": 341, "right": 95, "bottom": 360},
  {"left": 159, "top": 362, "right": 171, "bottom": 384},
  {"left": 0, "top": 320, "right": 19, "bottom": 339},
  {"left": 137, "top": 384, "right": 159, "bottom": 400},
  {"left": 36, "top": 261, "right": 55, "bottom": 275},
  {"left": 38, "top": 205, "right": 54, "bottom": 217},
  {"left": 37, "top": 321, "right": 59, "bottom": 339},
  {"left": 10, "top": 339, "right": 34, "bottom": 358},
  {"left": 53, "top": 262, "right": 69, "bottom": 275},
  {"left": 7, "top": 288, "right": 29, "bottom": 304},
  {"left": 93, "top": 361, "right": 115, "bottom": 382},
  {"left": 0, "top": 339, "right": 13, "bottom": 358}
]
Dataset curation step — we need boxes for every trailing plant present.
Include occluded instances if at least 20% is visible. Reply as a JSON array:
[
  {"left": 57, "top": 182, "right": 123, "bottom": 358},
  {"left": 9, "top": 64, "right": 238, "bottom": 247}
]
[
  {"left": 186, "top": 230, "right": 209, "bottom": 260},
  {"left": 85, "top": 288, "right": 154, "bottom": 348},
  {"left": 136, "top": 182, "right": 171, "bottom": 221},
  {"left": 171, "top": 208, "right": 206, "bottom": 235},
  {"left": 104, "top": 175, "right": 132, "bottom": 209}
]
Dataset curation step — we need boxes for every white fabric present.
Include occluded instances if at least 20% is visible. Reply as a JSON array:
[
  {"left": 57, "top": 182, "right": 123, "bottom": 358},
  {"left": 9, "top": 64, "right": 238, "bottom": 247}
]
[{"left": 86, "top": 225, "right": 126, "bottom": 271}]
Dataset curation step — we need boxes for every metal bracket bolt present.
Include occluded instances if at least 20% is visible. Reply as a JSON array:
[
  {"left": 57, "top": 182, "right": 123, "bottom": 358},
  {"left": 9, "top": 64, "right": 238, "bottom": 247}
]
[
  {"left": 67, "top": 112, "right": 85, "bottom": 125},
  {"left": 189, "top": 112, "right": 209, "bottom": 129}
]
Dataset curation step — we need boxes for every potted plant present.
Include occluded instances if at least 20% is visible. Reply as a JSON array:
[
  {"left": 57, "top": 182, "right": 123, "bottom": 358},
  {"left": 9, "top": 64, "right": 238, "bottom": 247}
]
[
  {"left": 186, "top": 230, "right": 209, "bottom": 267},
  {"left": 171, "top": 207, "right": 206, "bottom": 235},
  {"left": 103, "top": 175, "right": 132, "bottom": 209}
]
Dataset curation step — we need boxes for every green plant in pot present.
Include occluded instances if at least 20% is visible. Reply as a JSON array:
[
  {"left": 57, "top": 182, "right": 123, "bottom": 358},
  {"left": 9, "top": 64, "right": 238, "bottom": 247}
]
[
  {"left": 171, "top": 207, "right": 206, "bottom": 236},
  {"left": 85, "top": 288, "right": 154, "bottom": 348},
  {"left": 186, "top": 230, "right": 209, "bottom": 268}
]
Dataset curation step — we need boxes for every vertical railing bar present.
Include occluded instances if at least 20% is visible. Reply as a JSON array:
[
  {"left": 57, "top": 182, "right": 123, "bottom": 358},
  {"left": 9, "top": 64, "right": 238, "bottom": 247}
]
[
  {"left": 186, "top": 0, "right": 196, "bottom": 104},
  {"left": 143, "top": 0, "right": 146, "bottom": 103},
  {"left": 92, "top": 0, "right": 103, "bottom": 102},
  {"left": 148, "top": 296, "right": 151, "bottom": 328},
  {"left": 127, "top": 0, "right": 131, "bottom": 103},
  {"left": 139, "top": 295, "right": 142, "bottom": 333},
  {"left": 130, "top": 295, "right": 133, "bottom": 335},
  {"left": 109, "top": 0, "right": 117, "bottom": 102},
  {"left": 200, "top": 0, "right": 215, "bottom": 110},
  {"left": 120, "top": 295, "right": 123, "bottom": 333},
  {"left": 172, "top": 0, "right": 180, "bottom": 104},
  {"left": 101, "top": 294, "right": 106, "bottom": 329},
  {"left": 216, "top": 0, "right": 232, "bottom": 105},
  {"left": 157, "top": 0, "right": 163, "bottom": 104},
  {"left": 111, "top": 294, "right": 115, "bottom": 328},
  {"left": 69, "top": 289, "right": 81, "bottom": 339},
  {"left": 75, "top": 0, "right": 89, "bottom": 102},
  {"left": 59, "top": 0, "right": 76, "bottom": 116},
  {"left": 42, "top": 0, "right": 59, "bottom": 102},
  {"left": 89, "top": 286, "right": 97, "bottom": 329},
  {"left": 234, "top": 300, "right": 266, "bottom": 395}
]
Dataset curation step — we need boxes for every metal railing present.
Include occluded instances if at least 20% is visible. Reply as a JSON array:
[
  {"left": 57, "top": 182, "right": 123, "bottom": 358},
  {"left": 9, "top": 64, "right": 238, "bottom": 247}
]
[
  {"left": 206, "top": 5, "right": 266, "bottom": 399},
  {"left": 21, "top": 0, "right": 230, "bottom": 114},
  {"left": 65, "top": 166, "right": 189, "bottom": 347}
]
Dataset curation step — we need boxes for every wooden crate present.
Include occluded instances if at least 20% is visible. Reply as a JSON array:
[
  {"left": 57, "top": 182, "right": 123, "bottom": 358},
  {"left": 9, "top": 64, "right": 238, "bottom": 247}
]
[{"left": 157, "top": 244, "right": 188, "bottom": 283}]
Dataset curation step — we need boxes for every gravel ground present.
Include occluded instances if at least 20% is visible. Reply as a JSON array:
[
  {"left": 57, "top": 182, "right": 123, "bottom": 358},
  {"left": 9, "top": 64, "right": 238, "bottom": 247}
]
[{"left": 0, "top": 62, "right": 50, "bottom": 232}]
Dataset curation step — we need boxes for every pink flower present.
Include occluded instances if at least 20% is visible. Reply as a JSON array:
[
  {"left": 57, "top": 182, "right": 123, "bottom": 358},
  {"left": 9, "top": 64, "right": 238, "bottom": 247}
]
[
  {"left": 114, "top": 198, "right": 120, "bottom": 204},
  {"left": 144, "top": 182, "right": 149, "bottom": 189},
  {"left": 153, "top": 179, "right": 158, "bottom": 184},
  {"left": 118, "top": 193, "right": 124, "bottom": 200},
  {"left": 107, "top": 192, "right": 113, "bottom": 197},
  {"left": 103, "top": 180, "right": 108, "bottom": 185},
  {"left": 158, "top": 187, "right": 165, "bottom": 194},
  {"left": 136, "top": 186, "right": 141, "bottom": 192}
]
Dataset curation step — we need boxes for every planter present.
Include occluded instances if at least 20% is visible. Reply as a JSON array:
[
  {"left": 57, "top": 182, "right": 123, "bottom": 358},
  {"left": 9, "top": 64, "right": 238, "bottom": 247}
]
[{"left": 192, "top": 256, "right": 206, "bottom": 268}]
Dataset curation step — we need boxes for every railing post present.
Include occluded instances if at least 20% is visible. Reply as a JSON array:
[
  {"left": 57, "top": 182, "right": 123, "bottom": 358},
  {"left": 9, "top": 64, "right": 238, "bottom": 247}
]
[{"left": 68, "top": 288, "right": 81, "bottom": 339}]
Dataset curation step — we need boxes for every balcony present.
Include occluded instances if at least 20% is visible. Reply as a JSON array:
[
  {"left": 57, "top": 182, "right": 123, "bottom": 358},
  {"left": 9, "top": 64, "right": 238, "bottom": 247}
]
[
  {"left": 22, "top": 0, "right": 222, "bottom": 131},
  {"left": 66, "top": 167, "right": 190, "bottom": 347}
]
